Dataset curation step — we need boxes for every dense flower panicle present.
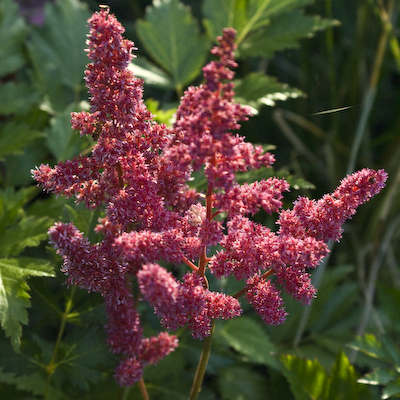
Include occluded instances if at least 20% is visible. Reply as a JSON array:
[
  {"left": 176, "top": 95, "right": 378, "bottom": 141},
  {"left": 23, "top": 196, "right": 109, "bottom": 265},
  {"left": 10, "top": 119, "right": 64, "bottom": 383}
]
[
  {"left": 114, "top": 332, "right": 178, "bottom": 386},
  {"left": 275, "top": 268, "right": 316, "bottom": 305},
  {"left": 137, "top": 264, "right": 242, "bottom": 339},
  {"left": 33, "top": 7, "right": 388, "bottom": 387},
  {"left": 105, "top": 301, "right": 143, "bottom": 355},
  {"left": 209, "top": 215, "right": 279, "bottom": 280},
  {"left": 140, "top": 332, "right": 179, "bottom": 365},
  {"left": 277, "top": 168, "right": 388, "bottom": 242},
  {"left": 216, "top": 177, "right": 290, "bottom": 216},
  {"left": 245, "top": 275, "right": 288, "bottom": 325},
  {"left": 171, "top": 28, "right": 274, "bottom": 192},
  {"left": 114, "top": 357, "right": 143, "bottom": 387},
  {"left": 48, "top": 222, "right": 104, "bottom": 292}
]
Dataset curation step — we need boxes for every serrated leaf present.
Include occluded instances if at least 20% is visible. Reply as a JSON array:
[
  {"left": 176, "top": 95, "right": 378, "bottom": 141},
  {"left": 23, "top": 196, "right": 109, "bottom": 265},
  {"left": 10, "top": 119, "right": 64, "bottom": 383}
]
[
  {"left": 0, "top": 0, "right": 28, "bottom": 77},
  {"left": 218, "top": 317, "right": 278, "bottom": 368},
  {"left": 27, "top": 0, "right": 90, "bottom": 111},
  {"left": 136, "top": 0, "right": 210, "bottom": 92},
  {"left": 247, "top": 0, "right": 313, "bottom": 23},
  {"left": 358, "top": 368, "right": 397, "bottom": 386},
  {"left": 0, "top": 370, "right": 46, "bottom": 397},
  {"left": 0, "top": 257, "right": 54, "bottom": 350},
  {"left": 129, "top": 59, "right": 175, "bottom": 90},
  {"left": 0, "top": 187, "right": 37, "bottom": 232},
  {"left": 240, "top": 10, "right": 339, "bottom": 58},
  {"left": 348, "top": 334, "right": 394, "bottom": 364},
  {"left": 234, "top": 72, "right": 305, "bottom": 109},
  {"left": 203, "top": 0, "right": 314, "bottom": 47},
  {"left": 60, "top": 327, "right": 111, "bottom": 390},
  {"left": 380, "top": 336, "right": 400, "bottom": 367},
  {"left": 0, "top": 81, "right": 40, "bottom": 115},
  {"left": 203, "top": 0, "right": 247, "bottom": 40},
  {"left": 0, "top": 215, "right": 53, "bottom": 257},
  {"left": 0, "top": 121, "right": 43, "bottom": 159},
  {"left": 281, "top": 353, "right": 329, "bottom": 400},
  {"left": 41, "top": 0, "right": 90, "bottom": 89},
  {"left": 218, "top": 365, "right": 268, "bottom": 400},
  {"left": 382, "top": 378, "right": 400, "bottom": 399},
  {"left": 328, "top": 350, "right": 361, "bottom": 400}
]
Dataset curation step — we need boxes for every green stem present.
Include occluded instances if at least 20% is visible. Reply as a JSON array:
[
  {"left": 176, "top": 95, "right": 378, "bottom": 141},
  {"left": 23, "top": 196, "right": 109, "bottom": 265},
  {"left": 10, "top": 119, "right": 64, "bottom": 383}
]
[
  {"left": 188, "top": 320, "right": 216, "bottom": 400},
  {"left": 347, "top": 0, "right": 392, "bottom": 174},
  {"left": 44, "top": 285, "right": 77, "bottom": 400}
]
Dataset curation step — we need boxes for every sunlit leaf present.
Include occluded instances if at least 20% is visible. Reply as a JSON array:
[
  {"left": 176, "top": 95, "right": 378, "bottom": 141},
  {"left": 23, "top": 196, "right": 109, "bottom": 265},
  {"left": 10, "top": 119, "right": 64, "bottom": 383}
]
[
  {"left": 0, "top": 257, "right": 54, "bottom": 350},
  {"left": 136, "top": 0, "right": 210, "bottom": 92},
  {"left": 281, "top": 353, "right": 328, "bottom": 400},
  {"left": 234, "top": 72, "right": 305, "bottom": 110}
]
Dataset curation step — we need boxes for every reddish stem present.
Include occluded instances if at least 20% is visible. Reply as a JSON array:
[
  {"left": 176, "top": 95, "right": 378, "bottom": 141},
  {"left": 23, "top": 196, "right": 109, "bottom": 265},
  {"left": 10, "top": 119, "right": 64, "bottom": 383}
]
[
  {"left": 182, "top": 256, "right": 199, "bottom": 272},
  {"left": 233, "top": 268, "right": 275, "bottom": 299}
]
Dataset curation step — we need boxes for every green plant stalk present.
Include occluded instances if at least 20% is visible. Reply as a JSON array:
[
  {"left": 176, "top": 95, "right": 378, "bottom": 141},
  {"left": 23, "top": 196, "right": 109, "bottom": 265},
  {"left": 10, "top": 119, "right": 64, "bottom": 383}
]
[
  {"left": 347, "top": 0, "right": 391, "bottom": 174},
  {"left": 295, "top": 0, "right": 392, "bottom": 342},
  {"left": 188, "top": 319, "right": 216, "bottom": 400},
  {"left": 350, "top": 162, "right": 400, "bottom": 362},
  {"left": 236, "top": 0, "right": 271, "bottom": 46},
  {"left": 44, "top": 285, "right": 77, "bottom": 400}
]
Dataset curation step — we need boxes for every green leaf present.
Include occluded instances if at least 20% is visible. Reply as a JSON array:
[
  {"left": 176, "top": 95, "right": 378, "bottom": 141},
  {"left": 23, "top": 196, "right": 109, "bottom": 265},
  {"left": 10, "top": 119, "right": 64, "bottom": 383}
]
[
  {"left": 136, "top": 0, "right": 210, "bottom": 92},
  {"left": 359, "top": 368, "right": 397, "bottom": 386},
  {"left": 382, "top": 378, "right": 400, "bottom": 399},
  {"left": 0, "top": 370, "right": 46, "bottom": 397},
  {"left": 203, "top": 0, "right": 315, "bottom": 47},
  {"left": 0, "top": 187, "right": 37, "bottom": 231},
  {"left": 0, "top": 215, "right": 53, "bottom": 258},
  {"left": 240, "top": 10, "right": 339, "bottom": 58},
  {"left": 310, "top": 282, "right": 358, "bottom": 333},
  {"left": 218, "top": 365, "right": 269, "bottom": 400},
  {"left": 129, "top": 58, "right": 175, "bottom": 90},
  {"left": 63, "top": 203, "right": 102, "bottom": 243},
  {"left": 46, "top": 104, "right": 91, "bottom": 161},
  {"left": 60, "top": 327, "right": 112, "bottom": 390},
  {"left": 377, "top": 284, "right": 400, "bottom": 331},
  {"left": 234, "top": 72, "right": 305, "bottom": 109},
  {"left": 145, "top": 99, "right": 177, "bottom": 125},
  {"left": 27, "top": 0, "right": 90, "bottom": 111},
  {"left": 281, "top": 353, "right": 329, "bottom": 400},
  {"left": 0, "top": 0, "right": 28, "bottom": 77},
  {"left": 348, "top": 334, "right": 395, "bottom": 364},
  {"left": 235, "top": 165, "right": 315, "bottom": 190},
  {"left": 0, "top": 257, "right": 54, "bottom": 351},
  {"left": 218, "top": 317, "right": 278, "bottom": 368},
  {"left": 0, "top": 121, "right": 43, "bottom": 159},
  {"left": 0, "top": 81, "right": 40, "bottom": 116},
  {"left": 203, "top": 0, "right": 247, "bottom": 40},
  {"left": 328, "top": 350, "right": 361, "bottom": 400}
]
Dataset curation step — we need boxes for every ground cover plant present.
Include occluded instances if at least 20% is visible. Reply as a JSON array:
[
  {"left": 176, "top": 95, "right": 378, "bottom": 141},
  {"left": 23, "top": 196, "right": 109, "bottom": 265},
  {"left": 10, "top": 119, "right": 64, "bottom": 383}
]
[{"left": 1, "top": 0, "right": 399, "bottom": 399}]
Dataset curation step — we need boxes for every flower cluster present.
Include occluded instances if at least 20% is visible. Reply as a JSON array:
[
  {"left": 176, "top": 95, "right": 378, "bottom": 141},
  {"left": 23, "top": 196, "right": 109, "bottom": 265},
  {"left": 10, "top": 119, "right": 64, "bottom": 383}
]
[{"left": 32, "top": 7, "right": 387, "bottom": 387}]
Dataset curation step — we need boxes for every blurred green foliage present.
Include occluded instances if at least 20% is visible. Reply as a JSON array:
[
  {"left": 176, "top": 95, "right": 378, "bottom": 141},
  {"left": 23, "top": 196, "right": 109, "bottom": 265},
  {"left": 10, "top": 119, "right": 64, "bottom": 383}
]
[{"left": 0, "top": 0, "right": 399, "bottom": 399}]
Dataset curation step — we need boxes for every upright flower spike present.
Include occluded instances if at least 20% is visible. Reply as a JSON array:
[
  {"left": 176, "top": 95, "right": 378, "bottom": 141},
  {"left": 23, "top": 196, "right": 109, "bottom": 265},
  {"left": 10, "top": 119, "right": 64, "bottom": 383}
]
[{"left": 33, "top": 6, "right": 387, "bottom": 388}]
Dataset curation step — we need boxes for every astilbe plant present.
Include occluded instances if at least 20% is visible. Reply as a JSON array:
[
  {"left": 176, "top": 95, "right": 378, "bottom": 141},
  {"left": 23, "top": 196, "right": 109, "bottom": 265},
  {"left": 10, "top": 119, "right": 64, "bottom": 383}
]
[{"left": 32, "top": 7, "right": 388, "bottom": 398}]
